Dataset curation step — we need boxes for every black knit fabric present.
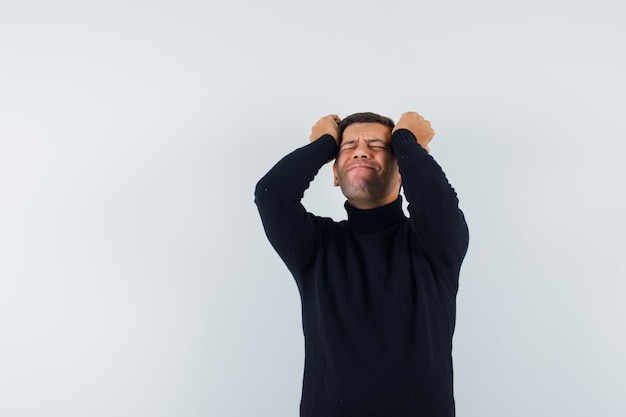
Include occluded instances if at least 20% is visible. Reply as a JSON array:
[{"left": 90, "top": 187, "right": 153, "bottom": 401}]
[{"left": 255, "top": 129, "right": 469, "bottom": 417}]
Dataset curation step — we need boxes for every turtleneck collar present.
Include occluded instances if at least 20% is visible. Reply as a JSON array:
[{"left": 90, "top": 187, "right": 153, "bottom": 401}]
[{"left": 344, "top": 196, "right": 407, "bottom": 233}]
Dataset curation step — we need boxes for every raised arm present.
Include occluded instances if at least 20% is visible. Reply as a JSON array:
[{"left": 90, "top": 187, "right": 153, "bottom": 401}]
[
  {"left": 254, "top": 115, "right": 340, "bottom": 274},
  {"left": 391, "top": 112, "right": 469, "bottom": 268}
]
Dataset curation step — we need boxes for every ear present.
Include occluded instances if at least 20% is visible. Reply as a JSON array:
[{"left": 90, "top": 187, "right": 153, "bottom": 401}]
[
  {"left": 332, "top": 163, "right": 339, "bottom": 187},
  {"left": 395, "top": 172, "right": 403, "bottom": 195},
  {"left": 395, "top": 162, "right": 402, "bottom": 184}
]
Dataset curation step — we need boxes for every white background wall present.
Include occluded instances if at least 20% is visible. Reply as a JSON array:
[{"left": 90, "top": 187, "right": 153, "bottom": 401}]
[{"left": 1, "top": 1, "right": 625, "bottom": 416}]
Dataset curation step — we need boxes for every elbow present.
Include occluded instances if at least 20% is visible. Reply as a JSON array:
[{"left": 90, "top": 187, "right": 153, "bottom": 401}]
[
  {"left": 254, "top": 176, "right": 279, "bottom": 211},
  {"left": 254, "top": 179, "right": 269, "bottom": 207},
  {"left": 455, "top": 214, "right": 470, "bottom": 262}
]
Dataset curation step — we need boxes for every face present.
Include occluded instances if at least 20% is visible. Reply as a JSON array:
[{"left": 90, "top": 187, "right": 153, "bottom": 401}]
[{"left": 332, "top": 122, "right": 401, "bottom": 209}]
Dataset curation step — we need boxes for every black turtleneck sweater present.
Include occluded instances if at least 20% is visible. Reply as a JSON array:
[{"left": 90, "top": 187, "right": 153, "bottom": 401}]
[{"left": 255, "top": 129, "right": 469, "bottom": 417}]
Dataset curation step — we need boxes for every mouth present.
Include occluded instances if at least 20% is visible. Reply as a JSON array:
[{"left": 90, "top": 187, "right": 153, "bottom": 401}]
[{"left": 345, "top": 163, "right": 378, "bottom": 173}]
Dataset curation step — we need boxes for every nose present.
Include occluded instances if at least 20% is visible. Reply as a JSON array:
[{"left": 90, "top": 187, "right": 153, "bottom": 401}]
[{"left": 352, "top": 140, "right": 370, "bottom": 159}]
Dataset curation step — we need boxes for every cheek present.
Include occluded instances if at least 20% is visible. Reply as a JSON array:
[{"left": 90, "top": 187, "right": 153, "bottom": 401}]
[
  {"left": 387, "top": 160, "right": 401, "bottom": 181},
  {"left": 334, "top": 158, "right": 347, "bottom": 174},
  {"left": 382, "top": 156, "right": 398, "bottom": 171}
]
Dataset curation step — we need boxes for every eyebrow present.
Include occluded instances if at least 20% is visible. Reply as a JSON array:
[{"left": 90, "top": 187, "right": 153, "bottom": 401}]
[
  {"left": 366, "top": 139, "right": 387, "bottom": 145},
  {"left": 340, "top": 138, "right": 388, "bottom": 147}
]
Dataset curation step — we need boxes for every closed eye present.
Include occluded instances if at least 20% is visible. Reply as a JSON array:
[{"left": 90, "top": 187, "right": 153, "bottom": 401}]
[
  {"left": 340, "top": 140, "right": 357, "bottom": 151},
  {"left": 339, "top": 139, "right": 389, "bottom": 151},
  {"left": 367, "top": 140, "right": 389, "bottom": 150}
]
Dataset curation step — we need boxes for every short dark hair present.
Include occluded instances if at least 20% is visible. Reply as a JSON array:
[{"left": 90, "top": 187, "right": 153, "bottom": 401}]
[{"left": 338, "top": 112, "right": 395, "bottom": 143}]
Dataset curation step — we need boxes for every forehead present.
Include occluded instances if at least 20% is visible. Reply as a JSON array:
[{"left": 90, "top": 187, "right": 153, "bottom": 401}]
[{"left": 342, "top": 122, "right": 391, "bottom": 141}]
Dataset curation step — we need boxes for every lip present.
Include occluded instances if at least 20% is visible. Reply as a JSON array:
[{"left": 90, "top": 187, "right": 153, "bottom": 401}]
[{"left": 345, "top": 163, "right": 378, "bottom": 173}]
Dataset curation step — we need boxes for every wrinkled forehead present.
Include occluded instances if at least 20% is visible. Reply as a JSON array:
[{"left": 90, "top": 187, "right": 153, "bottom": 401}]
[{"left": 340, "top": 122, "right": 392, "bottom": 143}]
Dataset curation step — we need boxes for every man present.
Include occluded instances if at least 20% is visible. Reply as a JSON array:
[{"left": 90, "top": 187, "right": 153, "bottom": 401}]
[{"left": 255, "top": 111, "right": 469, "bottom": 417}]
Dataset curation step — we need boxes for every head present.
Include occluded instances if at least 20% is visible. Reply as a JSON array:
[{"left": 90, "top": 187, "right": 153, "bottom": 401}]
[
  {"left": 333, "top": 112, "right": 401, "bottom": 209},
  {"left": 337, "top": 112, "right": 395, "bottom": 144}
]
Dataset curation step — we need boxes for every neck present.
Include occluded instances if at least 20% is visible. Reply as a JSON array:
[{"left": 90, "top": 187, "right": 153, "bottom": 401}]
[
  {"left": 347, "top": 193, "right": 399, "bottom": 210},
  {"left": 345, "top": 196, "right": 406, "bottom": 233}
]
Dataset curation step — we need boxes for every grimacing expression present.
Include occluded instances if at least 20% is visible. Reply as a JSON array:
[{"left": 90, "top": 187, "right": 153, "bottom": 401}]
[{"left": 332, "top": 123, "right": 401, "bottom": 209}]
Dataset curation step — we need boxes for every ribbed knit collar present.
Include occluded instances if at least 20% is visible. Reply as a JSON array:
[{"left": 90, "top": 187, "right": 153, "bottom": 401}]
[{"left": 345, "top": 196, "right": 407, "bottom": 233}]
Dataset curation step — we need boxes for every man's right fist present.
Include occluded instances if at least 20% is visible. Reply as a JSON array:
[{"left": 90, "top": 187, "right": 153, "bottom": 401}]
[
  {"left": 310, "top": 114, "right": 341, "bottom": 144},
  {"left": 393, "top": 112, "right": 434, "bottom": 152}
]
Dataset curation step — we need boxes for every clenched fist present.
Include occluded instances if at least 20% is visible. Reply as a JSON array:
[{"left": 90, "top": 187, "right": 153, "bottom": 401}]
[
  {"left": 393, "top": 112, "right": 434, "bottom": 153},
  {"left": 310, "top": 114, "right": 341, "bottom": 144}
]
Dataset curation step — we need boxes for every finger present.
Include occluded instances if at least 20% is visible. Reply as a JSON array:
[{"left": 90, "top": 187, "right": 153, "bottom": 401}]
[{"left": 328, "top": 114, "right": 341, "bottom": 124}]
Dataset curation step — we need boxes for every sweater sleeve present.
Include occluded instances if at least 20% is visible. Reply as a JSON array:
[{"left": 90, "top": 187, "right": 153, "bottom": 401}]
[
  {"left": 391, "top": 129, "right": 469, "bottom": 270},
  {"left": 254, "top": 134, "right": 339, "bottom": 275}
]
